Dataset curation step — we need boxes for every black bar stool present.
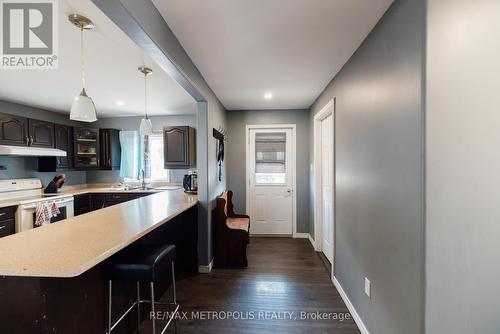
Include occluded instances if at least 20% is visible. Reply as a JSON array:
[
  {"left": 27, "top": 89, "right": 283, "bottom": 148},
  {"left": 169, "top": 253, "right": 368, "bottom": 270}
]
[{"left": 107, "top": 244, "right": 179, "bottom": 334}]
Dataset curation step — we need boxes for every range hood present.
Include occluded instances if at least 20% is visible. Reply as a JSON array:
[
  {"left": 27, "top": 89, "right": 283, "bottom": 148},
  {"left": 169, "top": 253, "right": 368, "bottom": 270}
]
[{"left": 0, "top": 145, "right": 67, "bottom": 157}]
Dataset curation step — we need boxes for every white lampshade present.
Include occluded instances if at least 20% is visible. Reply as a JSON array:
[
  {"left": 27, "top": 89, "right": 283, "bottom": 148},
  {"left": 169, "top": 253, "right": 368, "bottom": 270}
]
[
  {"left": 70, "top": 89, "right": 97, "bottom": 122},
  {"left": 140, "top": 117, "right": 153, "bottom": 136}
]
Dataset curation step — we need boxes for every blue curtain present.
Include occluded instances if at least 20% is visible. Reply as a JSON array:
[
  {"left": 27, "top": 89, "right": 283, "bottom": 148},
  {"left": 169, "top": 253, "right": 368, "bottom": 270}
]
[{"left": 119, "top": 131, "right": 140, "bottom": 180}]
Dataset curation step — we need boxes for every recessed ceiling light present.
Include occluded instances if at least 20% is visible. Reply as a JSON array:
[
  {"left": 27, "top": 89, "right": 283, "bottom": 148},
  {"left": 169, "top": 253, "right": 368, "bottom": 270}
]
[
  {"left": 116, "top": 100, "right": 125, "bottom": 106},
  {"left": 264, "top": 92, "right": 273, "bottom": 100}
]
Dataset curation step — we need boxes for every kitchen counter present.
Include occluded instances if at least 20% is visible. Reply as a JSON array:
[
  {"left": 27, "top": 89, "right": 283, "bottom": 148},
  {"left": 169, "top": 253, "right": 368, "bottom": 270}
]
[
  {"left": 56, "top": 183, "right": 183, "bottom": 195},
  {"left": 0, "top": 189, "right": 197, "bottom": 277},
  {"left": 0, "top": 183, "right": 183, "bottom": 209}
]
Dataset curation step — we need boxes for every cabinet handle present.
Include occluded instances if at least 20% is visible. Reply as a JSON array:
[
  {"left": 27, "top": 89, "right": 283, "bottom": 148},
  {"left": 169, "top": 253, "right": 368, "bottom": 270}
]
[
  {"left": 24, "top": 136, "right": 28, "bottom": 145},
  {"left": 29, "top": 136, "right": 33, "bottom": 146},
  {"left": 108, "top": 158, "right": 111, "bottom": 165},
  {"left": 0, "top": 212, "right": 5, "bottom": 216},
  {"left": 0, "top": 226, "right": 5, "bottom": 230}
]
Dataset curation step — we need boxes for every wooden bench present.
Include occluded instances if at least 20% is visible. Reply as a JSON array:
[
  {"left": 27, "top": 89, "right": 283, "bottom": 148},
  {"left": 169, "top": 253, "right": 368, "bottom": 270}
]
[{"left": 214, "top": 191, "right": 250, "bottom": 267}]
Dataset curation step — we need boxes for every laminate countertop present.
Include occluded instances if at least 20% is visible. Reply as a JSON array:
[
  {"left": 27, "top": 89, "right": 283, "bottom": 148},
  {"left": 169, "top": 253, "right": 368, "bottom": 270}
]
[
  {"left": 56, "top": 183, "right": 183, "bottom": 196},
  {"left": 0, "top": 183, "right": 184, "bottom": 209},
  {"left": 0, "top": 189, "right": 197, "bottom": 278}
]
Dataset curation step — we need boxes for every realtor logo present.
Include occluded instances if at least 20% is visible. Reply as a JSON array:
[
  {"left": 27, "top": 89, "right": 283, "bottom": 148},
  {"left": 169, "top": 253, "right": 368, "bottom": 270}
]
[{"left": 1, "top": 0, "right": 58, "bottom": 69}]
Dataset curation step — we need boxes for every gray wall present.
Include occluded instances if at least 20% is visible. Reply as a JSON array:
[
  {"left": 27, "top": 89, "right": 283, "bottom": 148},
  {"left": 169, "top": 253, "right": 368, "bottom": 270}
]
[
  {"left": 92, "top": 0, "right": 227, "bottom": 266},
  {"left": 95, "top": 114, "right": 197, "bottom": 131},
  {"left": 426, "top": 0, "right": 500, "bottom": 333},
  {"left": 226, "top": 109, "right": 310, "bottom": 233},
  {"left": 309, "top": 1, "right": 425, "bottom": 333},
  {"left": 0, "top": 100, "right": 82, "bottom": 127},
  {"left": 87, "top": 114, "right": 197, "bottom": 184},
  {"left": 0, "top": 100, "right": 87, "bottom": 186}
]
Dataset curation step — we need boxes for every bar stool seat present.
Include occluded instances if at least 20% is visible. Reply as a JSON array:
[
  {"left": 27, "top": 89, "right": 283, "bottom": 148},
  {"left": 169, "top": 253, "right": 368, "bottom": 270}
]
[
  {"left": 109, "top": 244, "right": 176, "bottom": 282},
  {"left": 107, "top": 244, "right": 179, "bottom": 334}
]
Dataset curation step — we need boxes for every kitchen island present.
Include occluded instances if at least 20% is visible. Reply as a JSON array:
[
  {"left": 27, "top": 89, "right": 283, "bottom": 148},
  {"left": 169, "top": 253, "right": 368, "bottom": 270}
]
[{"left": 0, "top": 189, "right": 198, "bottom": 333}]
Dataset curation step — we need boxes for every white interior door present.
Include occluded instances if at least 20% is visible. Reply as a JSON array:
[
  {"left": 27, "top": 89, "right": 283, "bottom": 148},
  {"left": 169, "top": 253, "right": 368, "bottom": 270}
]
[
  {"left": 321, "top": 114, "right": 334, "bottom": 263},
  {"left": 247, "top": 127, "right": 294, "bottom": 235}
]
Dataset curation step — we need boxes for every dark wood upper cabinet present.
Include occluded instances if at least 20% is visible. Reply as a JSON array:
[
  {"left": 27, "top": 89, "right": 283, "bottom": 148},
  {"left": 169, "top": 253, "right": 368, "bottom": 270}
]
[
  {"left": 74, "top": 128, "right": 100, "bottom": 169},
  {"left": 163, "top": 126, "right": 196, "bottom": 169},
  {"left": 28, "top": 119, "right": 55, "bottom": 148},
  {"left": 0, "top": 113, "right": 28, "bottom": 146},
  {"left": 0, "top": 114, "right": 55, "bottom": 148},
  {"left": 54, "top": 124, "right": 73, "bottom": 169},
  {"left": 100, "top": 129, "right": 121, "bottom": 170}
]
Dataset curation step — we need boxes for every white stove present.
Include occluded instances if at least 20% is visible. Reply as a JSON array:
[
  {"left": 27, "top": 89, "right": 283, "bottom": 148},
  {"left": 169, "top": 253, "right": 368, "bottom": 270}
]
[{"left": 0, "top": 179, "right": 74, "bottom": 233}]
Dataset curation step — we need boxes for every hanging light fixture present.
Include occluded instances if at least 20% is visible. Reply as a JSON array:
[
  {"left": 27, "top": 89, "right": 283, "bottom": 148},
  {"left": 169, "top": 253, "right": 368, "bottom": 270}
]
[
  {"left": 138, "top": 66, "right": 153, "bottom": 136},
  {"left": 68, "top": 14, "right": 97, "bottom": 122}
]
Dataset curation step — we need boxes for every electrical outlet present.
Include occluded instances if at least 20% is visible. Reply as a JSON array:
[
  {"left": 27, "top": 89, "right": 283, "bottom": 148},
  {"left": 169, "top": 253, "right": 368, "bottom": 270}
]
[{"left": 364, "top": 277, "right": 371, "bottom": 298}]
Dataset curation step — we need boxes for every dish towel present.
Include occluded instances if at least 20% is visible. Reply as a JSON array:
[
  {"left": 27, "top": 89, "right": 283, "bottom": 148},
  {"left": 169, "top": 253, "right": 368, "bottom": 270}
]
[
  {"left": 35, "top": 202, "right": 60, "bottom": 226},
  {"left": 50, "top": 202, "right": 60, "bottom": 217}
]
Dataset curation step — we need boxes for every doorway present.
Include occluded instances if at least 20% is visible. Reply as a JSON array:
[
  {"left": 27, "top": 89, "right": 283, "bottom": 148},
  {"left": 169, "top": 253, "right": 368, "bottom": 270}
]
[
  {"left": 246, "top": 125, "right": 297, "bottom": 236},
  {"left": 313, "top": 99, "right": 335, "bottom": 271}
]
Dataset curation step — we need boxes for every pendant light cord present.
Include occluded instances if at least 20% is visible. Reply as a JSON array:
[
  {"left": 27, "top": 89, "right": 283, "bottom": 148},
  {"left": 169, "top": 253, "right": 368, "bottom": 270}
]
[
  {"left": 80, "top": 27, "right": 85, "bottom": 89},
  {"left": 144, "top": 70, "right": 148, "bottom": 119}
]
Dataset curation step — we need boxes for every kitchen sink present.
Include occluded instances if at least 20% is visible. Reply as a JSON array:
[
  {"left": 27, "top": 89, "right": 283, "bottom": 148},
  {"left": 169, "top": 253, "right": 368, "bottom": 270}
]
[
  {"left": 107, "top": 185, "right": 181, "bottom": 192},
  {"left": 147, "top": 186, "right": 181, "bottom": 190}
]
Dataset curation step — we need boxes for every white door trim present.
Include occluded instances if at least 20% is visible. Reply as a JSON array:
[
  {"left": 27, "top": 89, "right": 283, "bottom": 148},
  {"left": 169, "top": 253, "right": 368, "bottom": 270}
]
[
  {"left": 313, "top": 99, "right": 335, "bottom": 276},
  {"left": 245, "top": 124, "right": 297, "bottom": 237}
]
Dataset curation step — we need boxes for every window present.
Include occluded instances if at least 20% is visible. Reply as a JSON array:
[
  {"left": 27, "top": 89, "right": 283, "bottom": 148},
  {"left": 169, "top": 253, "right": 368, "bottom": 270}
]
[
  {"left": 120, "top": 131, "right": 170, "bottom": 182},
  {"left": 148, "top": 133, "right": 170, "bottom": 181},
  {"left": 255, "top": 132, "right": 286, "bottom": 184}
]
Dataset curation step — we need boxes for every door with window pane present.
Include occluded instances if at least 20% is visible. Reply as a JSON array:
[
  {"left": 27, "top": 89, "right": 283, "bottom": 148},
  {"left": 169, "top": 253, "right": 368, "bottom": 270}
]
[{"left": 248, "top": 127, "right": 294, "bottom": 235}]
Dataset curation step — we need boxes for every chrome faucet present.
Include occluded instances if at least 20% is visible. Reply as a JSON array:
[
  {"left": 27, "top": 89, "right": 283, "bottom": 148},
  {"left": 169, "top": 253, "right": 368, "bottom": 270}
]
[{"left": 141, "top": 169, "right": 146, "bottom": 190}]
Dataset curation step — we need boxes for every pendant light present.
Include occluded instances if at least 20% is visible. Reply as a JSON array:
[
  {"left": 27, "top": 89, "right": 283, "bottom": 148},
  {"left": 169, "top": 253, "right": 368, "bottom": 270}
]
[
  {"left": 69, "top": 14, "right": 97, "bottom": 122},
  {"left": 138, "top": 66, "right": 153, "bottom": 136}
]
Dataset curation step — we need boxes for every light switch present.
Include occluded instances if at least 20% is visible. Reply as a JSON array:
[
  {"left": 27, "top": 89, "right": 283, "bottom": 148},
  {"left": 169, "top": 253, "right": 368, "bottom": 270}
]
[{"left": 364, "top": 277, "right": 371, "bottom": 298}]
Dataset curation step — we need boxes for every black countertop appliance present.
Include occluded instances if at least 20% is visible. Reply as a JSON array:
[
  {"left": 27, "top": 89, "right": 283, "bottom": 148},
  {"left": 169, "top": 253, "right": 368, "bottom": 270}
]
[
  {"left": 44, "top": 174, "right": 66, "bottom": 193},
  {"left": 183, "top": 172, "right": 198, "bottom": 193}
]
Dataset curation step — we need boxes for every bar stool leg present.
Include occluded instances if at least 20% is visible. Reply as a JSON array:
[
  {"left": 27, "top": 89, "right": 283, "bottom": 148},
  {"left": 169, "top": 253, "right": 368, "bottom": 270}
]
[
  {"left": 150, "top": 282, "right": 156, "bottom": 334},
  {"left": 137, "top": 281, "right": 141, "bottom": 333},
  {"left": 171, "top": 262, "right": 176, "bottom": 304},
  {"left": 108, "top": 280, "right": 112, "bottom": 334},
  {"left": 171, "top": 262, "right": 177, "bottom": 333}
]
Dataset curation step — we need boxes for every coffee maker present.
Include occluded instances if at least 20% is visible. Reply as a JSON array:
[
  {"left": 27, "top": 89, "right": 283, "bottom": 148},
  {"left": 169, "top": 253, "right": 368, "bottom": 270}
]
[{"left": 183, "top": 172, "right": 198, "bottom": 193}]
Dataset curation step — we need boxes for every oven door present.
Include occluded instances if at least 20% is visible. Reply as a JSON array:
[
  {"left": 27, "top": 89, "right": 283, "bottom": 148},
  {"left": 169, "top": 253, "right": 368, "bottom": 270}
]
[
  {"left": 32, "top": 206, "right": 68, "bottom": 225},
  {"left": 16, "top": 197, "right": 74, "bottom": 233}
]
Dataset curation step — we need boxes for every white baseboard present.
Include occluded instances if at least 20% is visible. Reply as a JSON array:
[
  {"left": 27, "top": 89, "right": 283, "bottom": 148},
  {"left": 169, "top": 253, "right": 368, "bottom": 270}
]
[
  {"left": 308, "top": 234, "right": 316, "bottom": 250},
  {"left": 198, "top": 258, "right": 214, "bottom": 273},
  {"left": 293, "top": 233, "right": 309, "bottom": 239},
  {"left": 333, "top": 277, "right": 370, "bottom": 334}
]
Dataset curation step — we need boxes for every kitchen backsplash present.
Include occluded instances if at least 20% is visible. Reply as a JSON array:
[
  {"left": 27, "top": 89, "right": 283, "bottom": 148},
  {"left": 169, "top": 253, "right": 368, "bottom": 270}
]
[
  {"left": 86, "top": 169, "right": 190, "bottom": 184},
  {"left": 0, "top": 156, "right": 86, "bottom": 186},
  {"left": 0, "top": 156, "right": 192, "bottom": 186}
]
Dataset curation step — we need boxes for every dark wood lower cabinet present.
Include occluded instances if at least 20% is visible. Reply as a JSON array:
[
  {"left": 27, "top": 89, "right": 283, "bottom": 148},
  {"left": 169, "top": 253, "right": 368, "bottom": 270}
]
[
  {"left": 0, "top": 218, "right": 15, "bottom": 238},
  {"left": 73, "top": 194, "right": 91, "bottom": 216},
  {"left": 0, "top": 206, "right": 16, "bottom": 238},
  {"left": 90, "top": 193, "right": 105, "bottom": 211},
  {"left": 0, "top": 206, "right": 198, "bottom": 334},
  {"left": 74, "top": 192, "right": 154, "bottom": 216}
]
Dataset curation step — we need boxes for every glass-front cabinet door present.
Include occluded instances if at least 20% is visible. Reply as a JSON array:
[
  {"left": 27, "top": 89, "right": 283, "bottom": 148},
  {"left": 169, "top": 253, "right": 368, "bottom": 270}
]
[{"left": 74, "top": 128, "right": 100, "bottom": 168}]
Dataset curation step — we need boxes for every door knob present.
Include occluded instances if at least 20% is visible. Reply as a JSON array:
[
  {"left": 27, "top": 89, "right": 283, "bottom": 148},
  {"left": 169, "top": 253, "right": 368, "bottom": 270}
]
[{"left": 287, "top": 188, "right": 293, "bottom": 193}]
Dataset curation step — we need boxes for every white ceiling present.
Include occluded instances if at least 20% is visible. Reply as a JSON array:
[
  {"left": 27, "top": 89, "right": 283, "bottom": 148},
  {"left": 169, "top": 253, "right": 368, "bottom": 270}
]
[
  {"left": 0, "top": 0, "right": 196, "bottom": 117},
  {"left": 152, "top": 0, "right": 393, "bottom": 110}
]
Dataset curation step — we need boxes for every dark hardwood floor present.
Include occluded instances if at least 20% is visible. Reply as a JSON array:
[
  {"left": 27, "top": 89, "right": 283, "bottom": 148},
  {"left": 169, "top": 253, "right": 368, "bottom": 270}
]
[{"left": 150, "top": 237, "right": 360, "bottom": 334}]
